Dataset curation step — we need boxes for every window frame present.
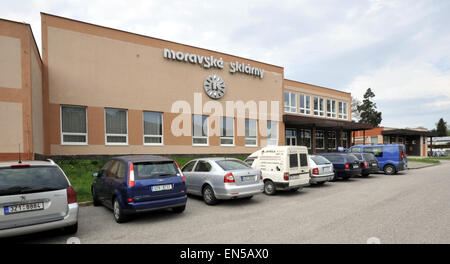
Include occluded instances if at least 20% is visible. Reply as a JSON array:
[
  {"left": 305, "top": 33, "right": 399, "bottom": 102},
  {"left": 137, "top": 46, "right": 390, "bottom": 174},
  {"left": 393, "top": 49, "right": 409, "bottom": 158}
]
[
  {"left": 327, "top": 99, "right": 336, "bottom": 118},
  {"left": 316, "top": 130, "right": 325, "bottom": 150},
  {"left": 327, "top": 131, "right": 337, "bottom": 150},
  {"left": 60, "top": 105, "right": 88, "bottom": 145},
  {"left": 338, "top": 101, "right": 348, "bottom": 120},
  {"left": 284, "top": 91, "right": 297, "bottom": 113},
  {"left": 192, "top": 114, "right": 209, "bottom": 146},
  {"left": 143, "top": 111, "right": 164, "bottom": 146},
  {"left": 313, "top": 97, "right": 324, "bottom": 117},
  {"left": 299, "top": 94, "right": 311, "bottom": 115},
  {"left": 220, "top": 116, "right": 235, "bottom": 146},
  {"left": 245, "top": 118, "right": 258, "bottom": 147},
  {"left": 104, "top": 108, "right": 128, "bottom": 146},
  {"left": 266, "top": 120, "right": 278, "bottom": 146}
]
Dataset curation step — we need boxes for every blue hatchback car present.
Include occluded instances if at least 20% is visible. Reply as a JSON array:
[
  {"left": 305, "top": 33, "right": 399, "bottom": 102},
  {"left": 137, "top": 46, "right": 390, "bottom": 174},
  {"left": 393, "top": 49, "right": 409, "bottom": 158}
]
[
  {"left": 91, "top": 155, "right": 187, "bottom": 223},
  {"left": 347, "top": 144, "right": 408, "bottom": 175}
]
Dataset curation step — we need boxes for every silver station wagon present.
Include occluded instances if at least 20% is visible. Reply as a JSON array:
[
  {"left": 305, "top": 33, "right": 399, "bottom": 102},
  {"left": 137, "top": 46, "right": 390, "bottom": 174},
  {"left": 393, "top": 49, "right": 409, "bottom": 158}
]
[
  {"left": 308, "top": 155, "right": 335, "bottom": 185},
  {"left": 181, "top": 158, "right": 264, "bottom": 205},
  {"left": 0, "top": 160, "right": 78, "bottom": 238}
]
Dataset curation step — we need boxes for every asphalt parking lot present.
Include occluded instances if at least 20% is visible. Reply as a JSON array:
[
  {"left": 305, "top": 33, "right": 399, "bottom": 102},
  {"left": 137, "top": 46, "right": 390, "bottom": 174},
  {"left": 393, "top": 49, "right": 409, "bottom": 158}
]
[{"left": 5, "top": 160, "right": 450, "bottom": 244}]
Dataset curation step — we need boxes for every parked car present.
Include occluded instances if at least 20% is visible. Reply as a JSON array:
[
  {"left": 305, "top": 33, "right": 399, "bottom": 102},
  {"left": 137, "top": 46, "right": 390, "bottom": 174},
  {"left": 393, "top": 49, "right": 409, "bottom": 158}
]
[
  {"left": 347, "top": 144, "right": 408, "bottom": 175},
  {"left": 308, "top": 155, "right": 334, "bottom": 185},
  {"left": 318, "top": 153, "right": 362, "bottom": 180},
  {"left": 0, "top": 160, "right": 78, "bottom": 238},
  {"left": 91, "top": 155, "right": 187, "bottom": 223},
  {"left": 351, "top": 153, "right": 379, "bottom": 177},
  {"left": 181, "top": 158, "right": 263, "bottom": 205},
  {"left": 245, "top": 146, "right": 311, "bottom": 195}
]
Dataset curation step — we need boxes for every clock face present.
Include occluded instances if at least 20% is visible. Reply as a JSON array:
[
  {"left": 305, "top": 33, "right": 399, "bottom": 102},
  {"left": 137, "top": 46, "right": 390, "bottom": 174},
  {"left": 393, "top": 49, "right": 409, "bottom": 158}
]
[{"left": 204, "top": 74, "right": 226, "bottom": 99}]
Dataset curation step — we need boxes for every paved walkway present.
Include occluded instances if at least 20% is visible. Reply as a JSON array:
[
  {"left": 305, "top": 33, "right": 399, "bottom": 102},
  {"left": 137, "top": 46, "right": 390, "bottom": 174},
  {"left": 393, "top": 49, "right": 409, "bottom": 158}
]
[{"left": 408, "top": 161, "right": 439, "bottom": 169}]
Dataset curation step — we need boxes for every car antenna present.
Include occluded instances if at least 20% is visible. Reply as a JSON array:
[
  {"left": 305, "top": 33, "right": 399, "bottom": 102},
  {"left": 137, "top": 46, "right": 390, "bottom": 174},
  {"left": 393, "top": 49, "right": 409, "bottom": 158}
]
[{"left": 18, "top": 144, "right": 22, "bottom": 164}]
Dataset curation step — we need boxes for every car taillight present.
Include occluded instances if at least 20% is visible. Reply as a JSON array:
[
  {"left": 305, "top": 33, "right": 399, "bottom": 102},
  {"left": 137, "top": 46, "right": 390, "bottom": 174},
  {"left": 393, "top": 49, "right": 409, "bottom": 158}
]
[
  {"left": 345, "top": 163, "right": 350, "bottom": 169},
  {"left": 259, "top": 170, "right": 263, "bottom": 180},
  {"left": 128, "top": 162, "right": 135, "bottom": 187},
  {"left": 312, "top": 168, "right": 319, "bottom": 175},
  {"left": 66, "top": 186, "right": 77, "bottom": 204},
  {"left": 174, "top": 161, "right": 185, "bottom": 182},
  {"left": 400, "top": 150, "right": 404, "bottom": 160},
  {"left": 224, "top": 172, "right": 235, "bottom": 183},
  {"left": 364, "top": 162, "right": 369, "bottom": 168},
  {"left": 283, "top": 172, "right": 289, "bottom": 181}
]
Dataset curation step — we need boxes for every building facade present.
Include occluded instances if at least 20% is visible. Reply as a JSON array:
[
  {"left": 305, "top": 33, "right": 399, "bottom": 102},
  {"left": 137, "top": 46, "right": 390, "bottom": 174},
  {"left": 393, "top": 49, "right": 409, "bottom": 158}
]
[{"left": 0, "top": 13, "right": 370, "bottom": 161}]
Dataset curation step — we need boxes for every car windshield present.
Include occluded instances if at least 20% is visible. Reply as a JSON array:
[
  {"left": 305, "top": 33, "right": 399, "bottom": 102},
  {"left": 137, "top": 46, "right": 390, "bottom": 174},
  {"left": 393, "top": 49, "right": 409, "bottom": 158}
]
[
  {"left": 346, "top": 154, "right": 358, "bottom": 162},
  {"left": 362, "top": 153, "right": 375, "bottom": 160},
  {"left": 311, "top": 156, "right": 331, "bottom": 165},
  {"left": 321, "top": 155, "right": 344, "bottom": 162},
  {"left": 216, "top": 160, "right": 250, "bottom": 171},
  {"left": 0, "top": 166, "right": 69, "bottom": 196},
  {"left": 134, "top": 161, "right": 179, "bottom": 179}
]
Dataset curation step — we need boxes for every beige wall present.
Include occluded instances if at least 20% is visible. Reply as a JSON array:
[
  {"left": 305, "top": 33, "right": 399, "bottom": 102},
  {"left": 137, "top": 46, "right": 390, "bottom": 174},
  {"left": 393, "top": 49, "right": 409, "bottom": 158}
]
[
  {"left": 0, "top": 35, "right": 22, "bottom": 89},
  {"left": 31, "top": 47, "right": 44, "bottom": 154},
  {"left": 284, "top": 80, "right": 352, "bottom": 122},
  {"left": 0, "top": 101, "right": 24, "bottom": 152},
  {"left": 43, "top": 14, "right": 284, "bottom": 155}
]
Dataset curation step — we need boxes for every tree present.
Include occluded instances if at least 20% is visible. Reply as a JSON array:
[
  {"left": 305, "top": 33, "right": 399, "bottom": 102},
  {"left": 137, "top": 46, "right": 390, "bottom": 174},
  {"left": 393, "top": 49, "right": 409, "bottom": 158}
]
[
  {"left": 357, "top": 88, "right": 382, "bottom": 127},
  {"left": 436, "top": 118, "right": 448, "bottom": 136},
  {"left": 351, "top": 96, "right": 362, "bottom": 121}
]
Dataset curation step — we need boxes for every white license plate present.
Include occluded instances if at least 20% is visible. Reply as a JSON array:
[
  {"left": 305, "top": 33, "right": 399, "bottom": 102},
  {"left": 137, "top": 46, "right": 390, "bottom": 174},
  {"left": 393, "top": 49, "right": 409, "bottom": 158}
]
[
  {"left": 372, "top": 163, "right": 377, "bottom": 167},
  {"left": 4, "top": 202, "right": 44, "bottom": 215},
  {"left": 324, "top": 167, "right": 330, "bottom": 172},
  {"left": 241, "top": 175, "right": 255, "bottom": 182},
  {"left": 353, "top": 165, "right": 359, "bottom": 169},
  {"left": 151, "top": 184, "right": 173, "bottom": 192},
  {"left": 290, "top": 175, "right": 300, "bottom": 180}
]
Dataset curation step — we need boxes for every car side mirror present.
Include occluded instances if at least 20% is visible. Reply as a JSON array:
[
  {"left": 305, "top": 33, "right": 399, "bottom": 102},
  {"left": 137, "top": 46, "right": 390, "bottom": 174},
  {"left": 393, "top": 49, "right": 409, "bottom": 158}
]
[{"left": 93, "top": 172, "right": 99, "bottom": 177}]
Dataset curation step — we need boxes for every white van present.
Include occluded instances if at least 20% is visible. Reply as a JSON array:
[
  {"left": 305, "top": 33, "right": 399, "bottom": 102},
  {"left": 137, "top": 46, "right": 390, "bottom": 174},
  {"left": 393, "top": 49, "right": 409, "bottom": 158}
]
[{"left": 245, "top": 146, "right": 311, "bottom": 195}]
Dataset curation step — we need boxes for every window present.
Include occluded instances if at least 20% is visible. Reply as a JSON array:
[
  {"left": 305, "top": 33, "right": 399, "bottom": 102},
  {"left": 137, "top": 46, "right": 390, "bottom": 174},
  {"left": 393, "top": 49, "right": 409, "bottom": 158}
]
[
  {"left": 300, "top": 129, "right": 311, "bottom": 149},
  {"left": 300, "top": 153, "right": 308, "bottom": 167},
  {"left": 143, "top": 111, "right": 163, "bottom": 145},
  {"left": 216, "top": 159, "right": 250, "bottom": 170},
  {"left": 371, "top": 136, "right": 378, "bottom": 145},
  {"left": 266, "top": 121, "right": 278, "bottom": 146},
  {"left": 338, "top": 102, "right": 348, "bottom": 119},
  {"left": 314, "top": 97, "right": 324, "bottom": 116},
  {"left": 181, "top": 160, "right": 197, "bottom": 172},
  {"left": 342, "top": 132, "right": 348, "bottom": 148},
  {"left": 299, "top": 94, "right": 311, "bottom": 115},
  {"left": 289, "top": 153, "right": 298, "bottom": 168},
  {"left": 316, "top": 130, "right": 325, "bottom": 149},
  {"left": 105, "top": 108, "right": 127, "bottom": 145},
  {"left": 134, "top": 161, "right": 178, "bottom": 179},
  {"left": 285, "top": 129, "right": 297, "bottom": 146},
  {"left": 364, "top": 147, "right": 383, "bottom": 157},
  {"left": 244, "top": 158, "right": 255, "bottom": 166},
  {"left": 192, "top": 115, "right": 208, "bottom": 146},
  {"left": 327, "top": 131, "right": 336, "bottom": 150},
  {"left": 194, "top": 161, "right": 212, "bottom": 172},
  {"left": 327, "top": 99, "right": 336, "bottom": 118},
  {"left": 245, "top": 119, "right": 257, "bottom": 146},
  {"left": 284, "top": 92, "right": 297, "bottom": 113},
  {"left": 350, "top": 147, "right": 361, "bottom": 153},
  {"left": 220, "top": 117, "right": 234, "bottom": 146},
  {"left": 61, "top": 106, "right": 87, "bottom": 144}
]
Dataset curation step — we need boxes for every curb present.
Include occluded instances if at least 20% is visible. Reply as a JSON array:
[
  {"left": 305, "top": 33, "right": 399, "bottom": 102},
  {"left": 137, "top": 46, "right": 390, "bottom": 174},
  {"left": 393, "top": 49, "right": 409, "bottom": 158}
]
[
  {"left": 78, "top": 201, "right": 93, "bottom": 207},
  {"left": 407, "top": 163, "right": 440, "bottom": 170}
]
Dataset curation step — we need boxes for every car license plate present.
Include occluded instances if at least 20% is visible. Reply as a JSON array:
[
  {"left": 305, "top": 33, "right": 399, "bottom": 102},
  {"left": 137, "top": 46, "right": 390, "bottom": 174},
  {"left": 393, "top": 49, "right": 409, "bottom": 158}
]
[
  {"left": 241, "top": 176, "right": 254, "bottom": 182},
  {"left": 4, "top": 202, "right": 44, "bottom": 215},
  {"left": 353, "top": 165, "right": 359, "bottom": 169},
  {"left": 151, "top": 184, "right": 172, "bottom": 192},
  {"left": 372, "top": 163, "right": 377, "bottom": 167},
  {"left": 324, "top": 167, "right": 329, "bottom": 172},
  {"left": 290, "top": 175, "right": 300, "bottom": 180}
]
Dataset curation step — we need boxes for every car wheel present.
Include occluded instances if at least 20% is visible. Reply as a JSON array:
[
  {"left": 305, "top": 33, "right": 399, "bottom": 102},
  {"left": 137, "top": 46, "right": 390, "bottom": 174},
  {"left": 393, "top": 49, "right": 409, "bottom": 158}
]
[
  {"left": 384, "top": 165, "right": 396, "bottom": 175},
  {"left": 172, "top": 205, "right": 186, "bottom": 213},
  {"left": 91, "top": 187, "right": 101, "bottom": 207},
  {"left": 203, "top": 185, "right": 218, "bottom": 205},
  {"left": 62, "top": 222, "right": 78, "bottom": 235},
  {"left": 264, "top": 180, "right": 276, "bottom": 195},
  {"left": 113, "top": 198, "right": 128, "bottom": 223}
]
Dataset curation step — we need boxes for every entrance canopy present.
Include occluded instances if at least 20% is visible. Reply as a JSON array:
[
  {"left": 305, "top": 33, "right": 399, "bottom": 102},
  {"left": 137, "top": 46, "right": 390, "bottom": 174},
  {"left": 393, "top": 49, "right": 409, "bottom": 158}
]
[
  {"left": 381, "top": 129, "right": 437, "bottom": 137},
  {"left": 283, "top": 114, "right": 372, "bottom": 131}
]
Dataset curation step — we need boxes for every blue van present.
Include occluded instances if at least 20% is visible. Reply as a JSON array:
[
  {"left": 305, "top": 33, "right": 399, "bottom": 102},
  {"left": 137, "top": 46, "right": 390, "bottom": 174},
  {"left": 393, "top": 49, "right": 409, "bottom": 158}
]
[
  {"left": 346, "top": 144, "right": 408, "bottom": 175},
  {"left": 91, "top": 155, "right": 187, "bottom": 223}
]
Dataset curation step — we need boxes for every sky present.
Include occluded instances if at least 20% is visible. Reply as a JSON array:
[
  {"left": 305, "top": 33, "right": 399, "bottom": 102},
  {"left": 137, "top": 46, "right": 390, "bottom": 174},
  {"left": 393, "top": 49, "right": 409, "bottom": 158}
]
[{"left": 1, "top": 0, "right": 449, "bottom": 130}]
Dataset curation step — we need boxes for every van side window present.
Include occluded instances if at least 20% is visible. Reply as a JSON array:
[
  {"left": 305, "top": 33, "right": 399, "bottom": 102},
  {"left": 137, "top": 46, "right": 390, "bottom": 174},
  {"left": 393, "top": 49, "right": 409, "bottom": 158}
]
[
  {"left": 300, "top": 154, "right": 308, "bottom": 167},
  {"left": 289, "top": 154, "right": 298, "bottom": 168},
  {"left": 350, "top": 147, "right": 361, "bottom": 153},
  {"left": 364, "top": 147, "right": 383, "bottom": 157},
  {"left": 195, "top": 161, "right": 212, "bottom": 172}
]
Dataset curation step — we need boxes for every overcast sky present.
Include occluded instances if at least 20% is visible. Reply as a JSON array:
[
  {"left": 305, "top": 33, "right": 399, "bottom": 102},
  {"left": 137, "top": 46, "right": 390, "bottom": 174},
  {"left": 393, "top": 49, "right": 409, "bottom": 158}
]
[{"left": 2, "top": 0, "right": 449, "bottom": 130}]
